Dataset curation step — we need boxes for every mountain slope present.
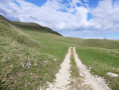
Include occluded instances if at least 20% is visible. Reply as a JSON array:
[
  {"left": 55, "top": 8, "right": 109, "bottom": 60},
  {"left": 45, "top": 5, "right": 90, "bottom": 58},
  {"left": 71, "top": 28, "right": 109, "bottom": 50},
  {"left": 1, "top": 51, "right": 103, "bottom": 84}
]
[
  {"left": 11, "top": 21, "right": 62, "bottom": 36},
  {"left": 0, "top": 15, "right": 67, "bottom": 89},
  {"left": 0, "top": 15, "right": 119, "bottom": 89}
]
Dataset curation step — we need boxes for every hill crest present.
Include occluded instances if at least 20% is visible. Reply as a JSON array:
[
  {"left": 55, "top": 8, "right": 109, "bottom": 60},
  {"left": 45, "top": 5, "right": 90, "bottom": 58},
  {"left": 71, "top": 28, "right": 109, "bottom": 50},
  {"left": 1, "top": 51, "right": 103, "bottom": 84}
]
[{"left": 0, "top": 15, "right": 62, "bottom": 36}]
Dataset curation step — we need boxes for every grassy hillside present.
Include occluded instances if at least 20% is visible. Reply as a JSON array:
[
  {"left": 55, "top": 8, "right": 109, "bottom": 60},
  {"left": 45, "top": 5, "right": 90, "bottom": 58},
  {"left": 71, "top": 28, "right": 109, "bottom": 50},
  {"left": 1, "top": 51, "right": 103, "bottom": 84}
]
[
  {"left": 0, "top": 15, "right": 119, "bottom": 89},
  {"left": 79, "top": 39, "right": 119, "bottom": 49},
  {"left": 11, "top": 21, "right": 62, "bottom": 36},
  {"left": 0, "top": 15, "right": 69, "bottom": 89}
]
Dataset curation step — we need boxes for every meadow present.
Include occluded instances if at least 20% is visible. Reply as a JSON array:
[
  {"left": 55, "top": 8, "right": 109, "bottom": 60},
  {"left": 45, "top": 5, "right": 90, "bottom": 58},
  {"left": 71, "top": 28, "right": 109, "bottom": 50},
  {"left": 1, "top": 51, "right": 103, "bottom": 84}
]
[{"left": 0, "top": 15, "right": 119, "bottom": 89}]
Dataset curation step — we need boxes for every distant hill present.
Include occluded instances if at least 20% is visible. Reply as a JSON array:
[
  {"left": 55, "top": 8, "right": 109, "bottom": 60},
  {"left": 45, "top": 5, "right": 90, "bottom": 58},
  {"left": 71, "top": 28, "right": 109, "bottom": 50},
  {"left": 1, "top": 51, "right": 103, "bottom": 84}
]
[
  {"left": 79, "top": 39, "right": 119, "bottom": 49},
  {"left": 0, "top": 15, "right": 62, "bottom": 36},
  {"left": 11, "top": 21, "right": 62, "bottom": 36}
]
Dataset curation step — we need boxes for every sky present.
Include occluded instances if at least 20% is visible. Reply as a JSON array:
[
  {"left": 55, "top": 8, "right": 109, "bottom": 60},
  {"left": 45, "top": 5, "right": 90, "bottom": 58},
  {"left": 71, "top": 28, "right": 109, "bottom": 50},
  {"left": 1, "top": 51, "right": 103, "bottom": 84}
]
[{"left": 0, "top": 0, "right": 119, "bottom": 39}]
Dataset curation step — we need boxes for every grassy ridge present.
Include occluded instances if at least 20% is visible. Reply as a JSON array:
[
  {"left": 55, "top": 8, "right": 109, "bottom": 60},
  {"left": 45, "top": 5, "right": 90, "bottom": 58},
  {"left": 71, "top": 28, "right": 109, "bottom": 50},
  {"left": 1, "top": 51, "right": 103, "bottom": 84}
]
[
  {"left": 11, "top": 21, "right": 62, "bottom": 36},
  {"left": 79, "top": 39, "right": 119, "bottom": 49}
]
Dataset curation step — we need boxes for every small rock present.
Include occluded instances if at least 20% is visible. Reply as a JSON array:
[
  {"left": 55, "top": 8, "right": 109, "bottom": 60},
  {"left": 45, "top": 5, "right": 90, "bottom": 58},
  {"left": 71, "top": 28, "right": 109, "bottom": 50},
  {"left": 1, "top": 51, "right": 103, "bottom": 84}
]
[
  {"left": 43, "top": 60, "right": 48, "bottom": 63},
  {"left": 10, "top": 65, "right": 13, "bottom": 67},
  {"left": 89, "top": 67, "right": 92, "bottom": 70},
  {"left": 26, "top": 62, "right": 31, "bottom": 68},
  {"left": 53, "top": 59, "right": 58, "bottom": 61},
  {"left": 34, "top": 63, "right": 37, "bottom": 66},
  {"left": 107, "top": 72, "right": 119, "bottom": 77}
]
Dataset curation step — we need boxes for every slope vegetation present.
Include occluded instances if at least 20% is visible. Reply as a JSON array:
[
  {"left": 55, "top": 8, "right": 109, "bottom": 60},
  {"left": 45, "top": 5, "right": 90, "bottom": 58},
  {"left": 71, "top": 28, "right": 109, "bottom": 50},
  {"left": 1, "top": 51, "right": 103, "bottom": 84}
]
[
  {"left": 0, "top": 15, "right": 68, "bottom": 89},
  {"left": 0, "top": 15, "right": 119, "bottom": 89}
]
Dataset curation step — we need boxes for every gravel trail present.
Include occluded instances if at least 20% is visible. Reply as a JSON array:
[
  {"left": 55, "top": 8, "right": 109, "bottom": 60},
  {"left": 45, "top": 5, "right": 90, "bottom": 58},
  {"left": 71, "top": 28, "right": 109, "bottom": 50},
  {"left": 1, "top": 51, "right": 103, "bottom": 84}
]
[
  {"left": 48, "top": 47, "right": 72, "bottom": 90},
  {"left": 73, "top": 47, "right": 110, "bottom": 90},
  {"left": 47, "top": 47, "right": 110, "bottom": 90}
]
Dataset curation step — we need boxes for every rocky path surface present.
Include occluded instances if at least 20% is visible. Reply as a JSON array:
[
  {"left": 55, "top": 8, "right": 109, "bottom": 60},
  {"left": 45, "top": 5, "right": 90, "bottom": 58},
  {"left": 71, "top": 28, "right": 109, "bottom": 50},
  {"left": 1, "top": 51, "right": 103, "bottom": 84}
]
[
  {"left": 73, "top": 47, "right": 110, "bottom": 90},
  {"left": 48, "top": 47, "right": 72, "bottom": 90},
  {"left": 47, "top": 47, "right": 110, "bottom": 90}
]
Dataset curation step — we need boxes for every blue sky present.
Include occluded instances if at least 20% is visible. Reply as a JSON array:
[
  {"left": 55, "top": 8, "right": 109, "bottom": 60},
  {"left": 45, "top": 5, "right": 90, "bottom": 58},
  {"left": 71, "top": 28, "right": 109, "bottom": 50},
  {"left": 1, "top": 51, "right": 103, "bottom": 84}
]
[
  {"left": 0, "top": 0, "right": 119, "bottom": 39},
  {"left": 24, "top": 0, "right": 47, "bottom": 6}
]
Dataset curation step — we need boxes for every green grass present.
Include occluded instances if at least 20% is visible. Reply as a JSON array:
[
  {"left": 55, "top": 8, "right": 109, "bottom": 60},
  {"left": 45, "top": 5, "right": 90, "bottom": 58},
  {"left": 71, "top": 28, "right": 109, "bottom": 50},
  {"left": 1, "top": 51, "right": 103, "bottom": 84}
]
[
  {"left": 71, "top": 51, "right": 79, "bottom": 78},
  {"left": 79, "top": 39, "right": 119, "bottom": 49},
  {"left": 0, "top": 15, "right": 119, "bottom": 90},
  {"left": 11, "top": 21, "right": 62, "bottom": 36},
  {"left": 0, "top": 15, "right": 69, "bottom": 89},
  {"left": 0, "top": 35, "right": 63, "bottom": 89},
  {"left": 70, "top": 49, "right": 81, "bottom": 89},
  {"left": 76, "top": 47, "right": 119, "bottom": 90}
]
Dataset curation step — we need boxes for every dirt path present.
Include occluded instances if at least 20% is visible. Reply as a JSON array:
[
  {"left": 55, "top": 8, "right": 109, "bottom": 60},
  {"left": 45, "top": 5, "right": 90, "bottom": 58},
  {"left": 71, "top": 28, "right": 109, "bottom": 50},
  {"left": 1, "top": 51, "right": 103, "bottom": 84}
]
[
  {"left": 73, "top": 47, "right": 110, "bottom": 90},
  {"left": 47, "top": 47, "right": 110, "bottom": 90},
  {"left": 48, "top": 47, "right": 72, "bottom": 90}
]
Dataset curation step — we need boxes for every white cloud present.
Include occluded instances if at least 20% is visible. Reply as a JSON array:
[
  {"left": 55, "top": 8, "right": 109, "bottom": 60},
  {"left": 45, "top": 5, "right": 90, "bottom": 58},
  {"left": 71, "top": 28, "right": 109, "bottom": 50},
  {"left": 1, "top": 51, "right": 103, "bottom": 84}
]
[
  {"left": 89, "top": 0, "right": 119, "bottom": 32},
  {"left": 0, "top": 0, "right": 119, "bottom": 38},
  {"left": 0, "top": 0, "right": 89, "bottom": 30}
]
